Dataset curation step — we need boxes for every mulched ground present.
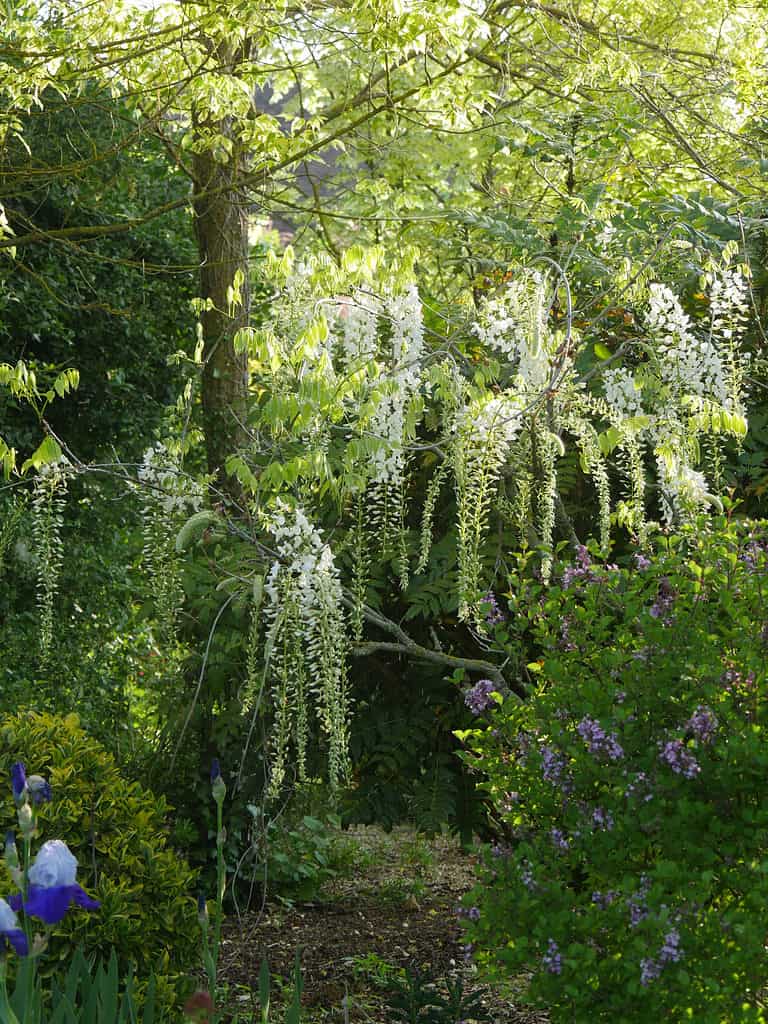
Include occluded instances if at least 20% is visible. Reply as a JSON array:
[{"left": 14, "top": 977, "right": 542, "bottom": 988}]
[{"left": 216, "top": 826, "right": 548, "bottom": 1022}]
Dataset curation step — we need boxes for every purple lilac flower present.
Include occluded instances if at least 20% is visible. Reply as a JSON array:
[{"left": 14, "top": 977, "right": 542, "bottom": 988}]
[
  {"left": 649, "top": 577, "right": 675, "bottom": 624},
  {"left": 592, "top": 807, "right": 614, "bottom": 831},
  {"left": 659, "top": 928, "right": 682, "bottom": 964},
  {"left": 481, "top": 591, "right": 506, "bottom": 626},
  {"left": 740, "top": 539, "right": 765, "bottom": 571},
  {"left": 464, "top": 679, "right": 497, "bottom": 715},
  {"left": 577, "top": 717, "right": 624, "bottom": 760},
  {"left": 558, "top": 615, "right": 577, "bottom": 652},
  {"left": 0, "top": 898, "right": 28, "bottom": 957},
  {"left": 659, "top": 739, "right": 700, "bottom": 779},
  {"left": 592, "top": 891, "right": 617, "bottom": 910},
  {"left": 461, "top": 943, "right": 474, "bottom": 963},
  {"left": 562, "top": 545, "right": 600, "bottom": 589},
  {"left": 540, "top": 745, "right": 568, "bottom": 787},
  {"left": 685, "top": 705, "right": 718, "bottom": 744},
  {"left": 722, "top": 664, "right": 756, "bottom": 692},
  {"left": 550, "top": 828, "right": 570, "bottom": 851},
  {"left": 640, "top": 928, "right": 683, "bottom": 986},
  {"left": 467, "top": 906, "right": 481, "bottom": 921},
  {"left": 625, "top": 771, "right": 653, "bottom": 802},
  {"left": 542, "top": 939, "right": 562, "bottom": 974},
  {"left": 12, "top": 840, "right": 100, "bottom": 925},
  {"left": 520, "top": 860, "right": 536, "bottom": 891},
  {"left": 10, "top": 763, "right": 26, "bottom": 803},
  {"left": 634, "top": 552, "right": 652, "bottom": 570},
  {"left": 627, "top": 877, "right": 650, "bottom": 927},
  {"left": 640, "top": 957, "right": 662, "bottom": 986}
]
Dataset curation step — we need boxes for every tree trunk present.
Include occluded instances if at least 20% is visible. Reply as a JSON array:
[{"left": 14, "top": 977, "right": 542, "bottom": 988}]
[{"left": 192, "top": 121, "right": 251, "bottom": 504}]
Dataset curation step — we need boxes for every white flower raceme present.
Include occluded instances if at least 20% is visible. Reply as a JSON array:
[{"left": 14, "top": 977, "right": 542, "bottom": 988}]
[
  {"left": 656, "top": 452, "right": 716, "bottom": 524},
  {"left": 603, "top": 367, "right": 644, "bottom": 420},
  {"left": 367, "top": 285, "right": 425, "bottom": 484},
  {"left": 472, "top": 270, "right": 554, "bottom": 390},
  {"left": 646, "top": 284, "right": 728, "bottom": 406},
  {"left": 28, "top": 839, "right": 78, "bottom": 888},
  {"left": 336, "top": 291, "right": 381, "bottom": 369},
  {"left": 264, "top": 502, "right": 349, "bottom": 795},
  {"left": 138, "top": 443, "right": 203, "bottom": 515}
]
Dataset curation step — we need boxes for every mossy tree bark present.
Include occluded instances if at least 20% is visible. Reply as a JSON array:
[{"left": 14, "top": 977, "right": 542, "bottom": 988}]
[{"left": 192, "top": 113, "right": 251, "bottom": 504}]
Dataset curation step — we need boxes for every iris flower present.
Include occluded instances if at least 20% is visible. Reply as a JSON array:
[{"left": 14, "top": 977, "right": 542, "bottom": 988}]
[
  {"left": 12, "top": 840, "right": 99, "bottom": 925},
  {"left": 0, "top": 898, "right": 28, "bottom": 956}
]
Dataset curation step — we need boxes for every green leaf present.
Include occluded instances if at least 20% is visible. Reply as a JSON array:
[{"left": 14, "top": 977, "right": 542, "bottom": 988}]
[{"left": 21, "top": 435, "right": 62, "bottom": 473}]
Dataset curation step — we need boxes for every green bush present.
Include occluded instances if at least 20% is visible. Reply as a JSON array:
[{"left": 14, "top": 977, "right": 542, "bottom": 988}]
[
  {"left": 0, "top": 712, "right": 199, "bottom": 1003},
  {"left": 459, "top": 518, "right": 768, "bottom": 1023}
]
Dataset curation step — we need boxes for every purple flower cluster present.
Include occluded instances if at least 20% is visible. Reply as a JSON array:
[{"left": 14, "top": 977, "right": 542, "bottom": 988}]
[
  {"left": 721, "top": 663, "right": 756, "bottom": 692},
  {"left": 481, "top": 591, "right": 506, "bottom": 626},
  {"left": 591, "top": 806, "right": 614, "bottom": 831},
  {"left": 649, "top": 577, "right": 675, "bottom": 625},
  {"left": 558, "top": 615, "right": 577, "bottom": 652},
  {"left": 592, "top": 890, "right": 617, "bottom": 910},
  {"left": 685, "top": 705, "right": 718, "bottom": 744},
  {"left": 550, "top": 827, "right": 570, "bottom": 851},
  {"left": 519, "top": 860, "right": 536, "bottom": 891},
  {"left": 627, "top": 878, "right": 650, "bottom": 928},
  {"left": 542, "top": 938, "right": 562, "bottom": 974},
  {"left": 640, "top": 928, "right": 682, "bottom": 986},
  {"left": 634, "top": 552, "right": 652, "bottom": 570},
  {"left": 624, "top": 771, "right": 654, "bottom": 802},
  {"left": 577, "top": 717, "right": 624, "bottom": 760},
  {"left": 659, "top": 739, "right": 700, "bottom": 779},
  {"left": 562, "top": 545, "right": 600, "bottom": 589},
  {"left": 540, "top": 745, "right": 569, "bottom": 788},
  {"left": 464, "top": 679, "right": 497, "bottom": 715},
  {"left": 740, "top": 538, "right": 767, "bottom": 571}
]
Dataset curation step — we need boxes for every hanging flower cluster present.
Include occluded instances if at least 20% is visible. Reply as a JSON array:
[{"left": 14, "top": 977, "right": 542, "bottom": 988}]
[
  {"left": 365, "top": 285, "right": 425, "bottom": 486},
  {"left": 453, "top": 392, "right": 523, "bottom": 617},
  {"left": 138, "top": 443, "right": 202, "bottom": 649},
  {"left": 31, "top": 457, "right": 70, "bottom": 663},
  {"left": 137, "top": 443, "right": 203, "bottom": 515},
  {"left": 471, "top": 269, "right": 554, "bottom": 391},
  {"left": 263, "top": 502, "right": 350, "bottom": 796}
]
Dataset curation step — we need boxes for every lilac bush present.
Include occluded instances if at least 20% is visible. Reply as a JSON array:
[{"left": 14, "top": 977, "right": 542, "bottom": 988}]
[{"left": 457, "top": 518, "right": 768, "bottom": 1022}]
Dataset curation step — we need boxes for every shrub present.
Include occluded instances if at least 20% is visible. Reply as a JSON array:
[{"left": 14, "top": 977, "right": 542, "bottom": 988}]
[
  {"left": 0, "top": 712, "right": 198, "bottom": 1002},
  {"left": 459, "top": 518, "right": 768, "bottom": 1023}
]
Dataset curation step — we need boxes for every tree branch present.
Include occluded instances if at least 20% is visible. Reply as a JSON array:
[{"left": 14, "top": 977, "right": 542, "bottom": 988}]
[{"left": 343, "top": 598, "right": 525, "bottom": 700}]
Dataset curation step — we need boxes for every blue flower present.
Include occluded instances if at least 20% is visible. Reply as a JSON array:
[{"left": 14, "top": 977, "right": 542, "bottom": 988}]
[
  {"left": 0, "top": 897, "right": 28, "bottom": 956},
  {"left": 27, "top": 775, "right": 52, "bottom": 805},
  {"left": 10, "top": 763, "right": 27, "bottom": 804},
  {"left": 210, "top": 759, "right": 221, "bottom": 783},
  {"left": 20, "top": 840, "right": 99, "bottom": 925}
]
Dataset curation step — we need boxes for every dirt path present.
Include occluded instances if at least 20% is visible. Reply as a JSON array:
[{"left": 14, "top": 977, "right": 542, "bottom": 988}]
[{"left": 217, "top": 826, "right": 548, "bottom": 1022}]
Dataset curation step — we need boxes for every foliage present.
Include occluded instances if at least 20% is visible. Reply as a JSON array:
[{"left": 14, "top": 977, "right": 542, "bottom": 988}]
[
  {"left": 381, "top": 967, "right": 492, "bottom": 1023},
  {"left": 345, "top": 667, "right": 485, "bottom": 842},
  {"left": 0, "top": 713, "right": 198, "bottom": 1005},
  {"left": 0, "top": 88, "right": 195, "bottom": 464},
  {"left": 250, "top": 811, "right": 355, "bottom": 903},
  {"left": 5, "top": 948, "right": 158, "bottom": 1024},
  {"left": 458, "top": 516, "right": 768, "bottom": 1022}
]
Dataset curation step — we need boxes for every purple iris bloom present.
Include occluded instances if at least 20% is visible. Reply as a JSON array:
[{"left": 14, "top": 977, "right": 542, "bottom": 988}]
[
  {"left": 10, "top": 763, "right": 27, "bottom": 803},
  {"left": 27, "top": 775, "right": 52, "bottom": 805},
  {"left": 18, "top": 840, "right": 99, "bottom": 925},
  {"left": 210, "top": 759, "right": 221, "bottom": 783},
  {"left": 0, "top": 898, "right": 27, "bottom": 956}
]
